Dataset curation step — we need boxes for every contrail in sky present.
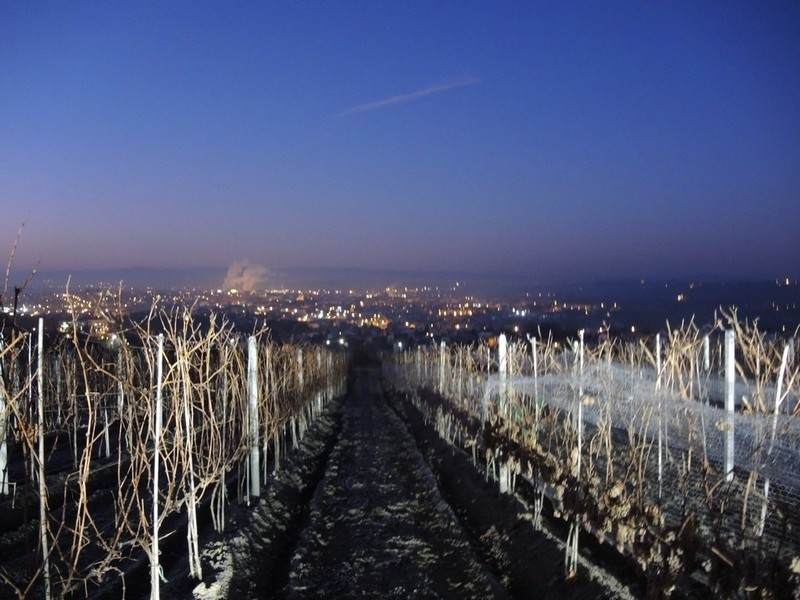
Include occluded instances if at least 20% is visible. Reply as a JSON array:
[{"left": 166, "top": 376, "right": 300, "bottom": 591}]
[{"left": 337, "top": 76, "right": 481, "bottom": 117}]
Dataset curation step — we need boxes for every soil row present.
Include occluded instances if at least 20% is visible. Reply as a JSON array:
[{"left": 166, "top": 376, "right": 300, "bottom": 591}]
[{"left": 196, "top": 367, "right": 633, "bottom": 599}]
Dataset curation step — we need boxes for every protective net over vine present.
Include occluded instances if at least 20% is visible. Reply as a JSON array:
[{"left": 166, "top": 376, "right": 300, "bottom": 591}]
[{"left": 385, "top": 321, "right": 800, "bottom": 594}]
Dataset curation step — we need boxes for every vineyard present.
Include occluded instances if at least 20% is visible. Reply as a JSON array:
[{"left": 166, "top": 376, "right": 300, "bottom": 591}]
[
  {"left": 0, "top": 295, "right": 347, "bottom": 599},
  {"left": 384, "top": 313, "right": 800, "bottom": 597},
  {"left": 2, "top": 291, "right": 799, "bottom": 598}
]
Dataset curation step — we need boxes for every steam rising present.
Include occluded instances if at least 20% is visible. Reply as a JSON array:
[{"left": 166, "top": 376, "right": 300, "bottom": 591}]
[{"left": 223, "top": 260, "right": 269, "bottom": 292}]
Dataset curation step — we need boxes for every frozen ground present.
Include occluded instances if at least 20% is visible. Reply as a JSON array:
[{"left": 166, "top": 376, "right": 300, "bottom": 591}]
[
  {"left": 0, "top": 366, "right": 641, "bottom": 598},
  {"left": 188, "top": 368, "right": 639, "bottom": 599}
]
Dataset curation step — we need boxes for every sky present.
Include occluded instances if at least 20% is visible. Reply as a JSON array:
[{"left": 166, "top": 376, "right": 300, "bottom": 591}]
[{"left": 2, "top": 2, "right": 799, "bottom": 285}]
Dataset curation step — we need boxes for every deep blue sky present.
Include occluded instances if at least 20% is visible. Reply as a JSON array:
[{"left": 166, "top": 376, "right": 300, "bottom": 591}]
[{"left": 2, "top": 2, "right": 799, "bottom": 283}]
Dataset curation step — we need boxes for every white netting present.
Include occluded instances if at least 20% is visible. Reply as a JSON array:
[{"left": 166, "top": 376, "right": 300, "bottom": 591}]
[{"left": 386, "top": 332, "right": 800, "bottom": 588}]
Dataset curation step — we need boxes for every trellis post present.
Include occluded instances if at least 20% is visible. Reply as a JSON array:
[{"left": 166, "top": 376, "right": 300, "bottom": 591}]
[
  {"left": 759, "top": 343, "right": 790, "bottom": 536},
  {"left": 248, "top": 336, "right": 260, "bottom": 498},
  {"left": 151, "top": 334, "right": 164, "bottom": 600},
  {"left": 37, "top": 319, "right": 51, "bottom": 600},
  {"left": 498, "top": 333, "right": 507, "bottom": 381},
  {"left": 0, "top": 338, "right": 7, "bottom": 496},
  {"left": 438, "top": 340, "right": 446, "bottom": 394},
  {"left": 724, "top": 330, "right": 735, "bottom": 481},
  {"left": 498, "top": 333, "right": 509, "bottom": 493},
  {"left": 656, "top": 333, "right": 663, "bottom": 500}
]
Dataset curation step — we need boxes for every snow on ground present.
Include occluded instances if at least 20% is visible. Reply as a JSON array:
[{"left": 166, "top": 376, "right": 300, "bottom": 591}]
[{"left": 192, "top": 367, "right": 639, "bottom": 599}]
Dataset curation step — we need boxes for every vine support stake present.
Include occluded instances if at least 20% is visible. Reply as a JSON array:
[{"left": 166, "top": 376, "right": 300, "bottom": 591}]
[
  {"left": 498, "top": 333, "right": 507, "bottom": 380},
  {"left": 248, "top": 336, "right": 260, "bottom": 498},
  {"left": 438, "top": 340, "right": 446, "bottom": 395},
  {"left": 151, "top": 333, "right": 164, "bottom": 600},
  {"left": 759, "top": 343, "right": 790, "bottom": 536},
  {"left": 724, "top": 329, "right": 735, "bottom": 482},
  {"left": 656, "top": 333, "right": 663, "bottom": 501},
  {"left": 0, "top": 338, "right": 7, "bottom": 496},
  {"left": 37, "top": 318, "right": 51, "bottom": 600}
]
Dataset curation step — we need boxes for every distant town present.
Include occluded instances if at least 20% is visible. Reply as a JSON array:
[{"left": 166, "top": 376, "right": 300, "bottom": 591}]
[{"left": 3, "top": 276, "right": 799, "bottom": 349}]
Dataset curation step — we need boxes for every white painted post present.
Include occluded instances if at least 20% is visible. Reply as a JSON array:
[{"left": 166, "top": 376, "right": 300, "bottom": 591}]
[
  {"left": 103, "top": 408, "right": 111, "bottom": 458},
  {"left": 248, "top": 336, "right": 260, "bottom": 498},
  {"left": 703, "top": 335, "right": 710, "bottom": 372},
  {"left": 498, "top": 333, "right": 507, "bottom": 381},
  {"left": 577, "top": 329, "right": 584, "bottom": 483},
  {"left": 117, "top": 347, "right": 125, "bottom": 416},
  {"left": 178, "top": 339, "right": 202, "bottom": 579},
  {"left": 218, "top": 340, "right": 229, "bottom": 531},
  {"left": 499, "top": 333, "right": 509, "bottom": 420},
  {"left": 438, "top": 340, "right": 446, "bottom": 394},
  {"left": 578, "top": 329, "right": 584, "bottom": 398},
  {"left": 567, "top": 330, "right": 586, "bottom": 576},
  {"left": 656, "top": 333, "right": 662, "bottom": 387},
  {"left": 656, "top": 333, "right": 663, "bottom": 500},
  {"left": 37, "top": 319, "right": 51, "bottom": 600},
  {"left": 151, "top": 334, "right": 164, "bottom": 600},
  {"left": 297, "top": 348, "right": 304, "bottom": 390},
  {"left": 532, "top": 336, "right": 539, "bottom": 415},
  {"left": 498, "top": 333, "right": 509, "bottom": 493},
  {"left": 724, "top": 330, "right": 735, "bottom": 482},
  {"left": 315, "top": 350, "right": 323, "bottom": 415}
]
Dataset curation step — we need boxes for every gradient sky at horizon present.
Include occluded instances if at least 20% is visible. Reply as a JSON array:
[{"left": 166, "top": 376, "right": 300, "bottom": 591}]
[{"left": 2, "top": 2, "right": 799, "bottom": 283}]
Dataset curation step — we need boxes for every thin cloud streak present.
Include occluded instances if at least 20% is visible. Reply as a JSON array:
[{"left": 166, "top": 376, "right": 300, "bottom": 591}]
[{"left": 337, "top": 76, "right": 481, "bottom": 117}]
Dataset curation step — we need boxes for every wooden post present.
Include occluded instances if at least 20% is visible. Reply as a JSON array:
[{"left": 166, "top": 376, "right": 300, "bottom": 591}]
[
  {"left": 0, "top": 338, "right": 7, "bottom": 495},
  {"left": 248, "top": 336, "right": 260, "bottom": 498}
]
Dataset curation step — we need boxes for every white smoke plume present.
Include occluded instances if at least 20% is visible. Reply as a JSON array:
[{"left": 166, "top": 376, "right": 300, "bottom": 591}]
[{"left": 223, "top": 260, "right": 269, "bottom": 292}]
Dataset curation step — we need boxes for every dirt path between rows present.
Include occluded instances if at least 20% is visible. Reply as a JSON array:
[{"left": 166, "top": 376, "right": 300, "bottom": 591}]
[
  {"left": 280, "top": 368, "right": 506, "bottom": 599},
  {"left": 188, "top": 366, "right": 638, "bottom": 599}
]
